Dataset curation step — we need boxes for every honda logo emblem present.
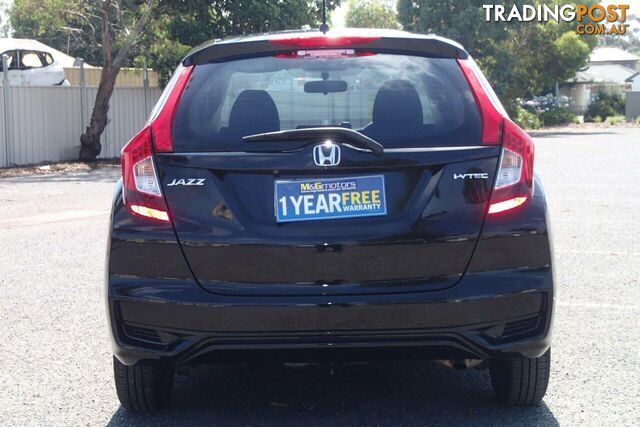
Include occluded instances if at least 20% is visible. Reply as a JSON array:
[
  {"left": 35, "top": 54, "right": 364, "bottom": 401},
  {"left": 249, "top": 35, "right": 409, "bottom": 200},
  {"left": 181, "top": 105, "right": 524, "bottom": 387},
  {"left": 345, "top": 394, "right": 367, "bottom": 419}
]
[{"left": 313, "top": 142, "right": 341, "bottom": 167}]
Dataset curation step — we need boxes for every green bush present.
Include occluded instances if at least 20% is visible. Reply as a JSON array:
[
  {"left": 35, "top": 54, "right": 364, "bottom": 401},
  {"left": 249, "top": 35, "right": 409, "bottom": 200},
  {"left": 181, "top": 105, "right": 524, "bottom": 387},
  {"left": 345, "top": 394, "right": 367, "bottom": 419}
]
[
  {"left": 512, "top": 106, "right": 542, "bottom": 130},
  {"left": 635, "top": 116, "right": 640, "bottom": 125},
  {"left": 539, "top": 107, "right": 577, "bottom": 127},
  {"left": 586, "top": 93, "right": 625, "bottom": 121},
  {"left": 605, "top": 115, "right": 626, "bottom": 125}
]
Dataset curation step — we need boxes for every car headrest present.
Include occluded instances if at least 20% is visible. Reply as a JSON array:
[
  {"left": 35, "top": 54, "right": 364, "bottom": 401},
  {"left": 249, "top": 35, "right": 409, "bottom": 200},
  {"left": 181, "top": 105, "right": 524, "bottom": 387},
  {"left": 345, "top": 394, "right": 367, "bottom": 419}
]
[
  {"left": 372, "top": 80, "right": 423, "bottom": 127},
  {"left": 228, "top": 90, "right": 280, "bottom": 136}
]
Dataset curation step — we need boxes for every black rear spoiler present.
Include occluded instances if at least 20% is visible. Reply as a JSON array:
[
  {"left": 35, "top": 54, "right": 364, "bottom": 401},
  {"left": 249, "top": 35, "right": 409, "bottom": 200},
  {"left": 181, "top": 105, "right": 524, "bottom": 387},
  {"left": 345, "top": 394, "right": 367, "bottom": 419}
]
[{"left": 183, "top": 34, "right": 468, "bottom": 66}]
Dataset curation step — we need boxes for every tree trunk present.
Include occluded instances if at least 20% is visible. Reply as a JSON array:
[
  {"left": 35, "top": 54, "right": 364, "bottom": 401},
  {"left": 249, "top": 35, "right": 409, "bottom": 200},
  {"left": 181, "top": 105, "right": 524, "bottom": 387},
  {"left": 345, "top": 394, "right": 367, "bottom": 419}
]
[
  {"left": 78, "top": 66, "right": 119, "bottom": 161},
  {"left": 78, "top": 0, "right": 154, "bottom": 161}
]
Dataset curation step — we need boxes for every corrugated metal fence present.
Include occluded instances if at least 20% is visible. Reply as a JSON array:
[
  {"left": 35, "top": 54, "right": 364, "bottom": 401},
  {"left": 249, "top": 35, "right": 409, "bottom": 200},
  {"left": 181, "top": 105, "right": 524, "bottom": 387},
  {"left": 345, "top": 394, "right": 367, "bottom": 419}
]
[{"left": 0, "top": 85, "right": 162, "bottom": 167}]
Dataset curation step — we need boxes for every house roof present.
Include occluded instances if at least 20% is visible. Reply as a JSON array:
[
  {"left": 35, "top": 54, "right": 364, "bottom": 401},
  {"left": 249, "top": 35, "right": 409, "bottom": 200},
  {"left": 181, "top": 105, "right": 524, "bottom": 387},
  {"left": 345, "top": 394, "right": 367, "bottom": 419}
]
[
  {"left": 0, "top": 38, "right": 94, "bottom": 67},
  {"left": 569, "top": 63, "right": 637, "bottom": 84},
  {"left": 589, "top": 47, "right": 639, "bottom": 63},
  {"left": 626, "top": 71, "right": 640, "bottom": 82}
]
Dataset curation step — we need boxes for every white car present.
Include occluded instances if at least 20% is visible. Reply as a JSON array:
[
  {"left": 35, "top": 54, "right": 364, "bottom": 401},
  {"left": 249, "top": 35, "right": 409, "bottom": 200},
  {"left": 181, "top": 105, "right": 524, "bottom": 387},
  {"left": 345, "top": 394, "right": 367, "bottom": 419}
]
[{"left": 0, "top": 40, "right": 70, "bottom": 86}]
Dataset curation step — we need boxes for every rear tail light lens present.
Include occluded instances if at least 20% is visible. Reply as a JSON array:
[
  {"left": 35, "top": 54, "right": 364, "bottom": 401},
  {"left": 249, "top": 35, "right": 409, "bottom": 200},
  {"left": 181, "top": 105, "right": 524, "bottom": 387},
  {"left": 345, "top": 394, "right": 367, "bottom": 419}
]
[
  {"left": 120, "top": 65, "right": 193, "bottom": 222},
  {"left": 121, "top": 127, "right": 169, "bottom": 222},
  {"left": 458, "top": 58, "right": 534, "bottom": 214},
  {"left": 488, "top": 120, "right": 535, "bottom": 215},
  {"left": 495, "top": 148, "right": 523, "bottom": 189},
  {"left": 149, "top": 65, "right": 193, "bottom": 152},
  {"left": 132, "top": 156, "right": 161, "bottom": 196},
  {"left": 457, "top": 58, "right": 503, "bottom": 145}
]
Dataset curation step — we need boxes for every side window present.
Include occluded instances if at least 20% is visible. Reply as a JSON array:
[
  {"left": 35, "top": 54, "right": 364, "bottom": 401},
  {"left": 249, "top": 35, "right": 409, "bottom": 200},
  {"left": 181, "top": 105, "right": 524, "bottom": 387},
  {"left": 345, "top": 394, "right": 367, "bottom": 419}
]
[
  {"left": 40, "top": 52, "right": 54, "bottom": 66},
  {"left": 20, "top": 51, "right": 44, "bottom": 69},
  {"left": 0, "top": 50, "right": 18, "bottom": 70}
]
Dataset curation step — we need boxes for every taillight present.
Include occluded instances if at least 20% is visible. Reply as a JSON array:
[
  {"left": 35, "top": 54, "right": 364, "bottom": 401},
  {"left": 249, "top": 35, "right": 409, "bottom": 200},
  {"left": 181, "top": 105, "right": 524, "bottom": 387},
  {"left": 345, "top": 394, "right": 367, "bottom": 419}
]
[
  {"left": 121, "top": 127, "right": 169, "bottom": 222},
  {"left": 457, "top": 58, "right": 503, "bottom": 145},
  {"left": 269, "top": 35, "right": 380, "bottom": 48},
  {"left": 458, "top": 58, "right": 534, "bottom": 214},
  {"left": 488, "top": 120, "right": 535, "bottom": 215},
  {"left": 120, "top": 65, "right": 193, "bottom": 222},
  {"left": 149, "top": 65, "right": 193, "bottom": 152}
]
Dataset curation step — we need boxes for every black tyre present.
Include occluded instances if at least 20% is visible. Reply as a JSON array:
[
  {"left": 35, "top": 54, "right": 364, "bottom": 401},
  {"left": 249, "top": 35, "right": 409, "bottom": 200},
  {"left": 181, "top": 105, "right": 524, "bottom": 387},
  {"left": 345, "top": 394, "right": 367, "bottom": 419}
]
[
  {"left": 489, "top": 349, "right": 551, "bottom": 405},
  {"left": 113, "top": 356, "right": 174, "bottom": 413}
]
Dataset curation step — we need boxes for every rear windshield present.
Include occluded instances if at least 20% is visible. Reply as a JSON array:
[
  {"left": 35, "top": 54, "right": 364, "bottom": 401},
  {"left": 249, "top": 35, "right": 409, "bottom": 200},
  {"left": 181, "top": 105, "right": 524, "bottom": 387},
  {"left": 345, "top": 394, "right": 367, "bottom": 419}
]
[{"left": 172, "top": 52, "right": 481, "bottom": 151}]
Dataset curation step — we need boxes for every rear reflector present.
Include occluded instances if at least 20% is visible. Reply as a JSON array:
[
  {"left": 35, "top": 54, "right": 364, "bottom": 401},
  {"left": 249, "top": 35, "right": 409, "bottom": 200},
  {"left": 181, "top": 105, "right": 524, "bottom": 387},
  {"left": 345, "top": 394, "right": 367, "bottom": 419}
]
[
  {"left": 269, "top": 36, "right": 380, "bottom": 48},
  {"left": 130, "top": 204, "right": 170, "bottom": 222},
  {"left": 488, "top": 196, "right": 528, "bottom": 214}
]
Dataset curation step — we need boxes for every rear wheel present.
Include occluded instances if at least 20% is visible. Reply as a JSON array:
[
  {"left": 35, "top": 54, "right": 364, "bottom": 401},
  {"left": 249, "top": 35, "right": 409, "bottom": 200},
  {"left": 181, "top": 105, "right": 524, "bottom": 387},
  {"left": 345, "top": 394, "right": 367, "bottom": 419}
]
[
  {"left": 113, "top": 356, "right": 174, "bottom": 413},
  {"left": 489, "top": 349, "right": 551, "bottom": 405}
]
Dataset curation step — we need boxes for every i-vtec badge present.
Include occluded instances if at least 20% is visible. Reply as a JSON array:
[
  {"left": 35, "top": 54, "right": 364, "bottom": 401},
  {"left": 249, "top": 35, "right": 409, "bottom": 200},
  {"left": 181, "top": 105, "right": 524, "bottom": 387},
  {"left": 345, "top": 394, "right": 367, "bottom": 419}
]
[
  {"left": 454, "top": 173, "right": 489, "bottom": 180},
  {"left": 167, "top": 178, "right": 206, "bottom": 186}
]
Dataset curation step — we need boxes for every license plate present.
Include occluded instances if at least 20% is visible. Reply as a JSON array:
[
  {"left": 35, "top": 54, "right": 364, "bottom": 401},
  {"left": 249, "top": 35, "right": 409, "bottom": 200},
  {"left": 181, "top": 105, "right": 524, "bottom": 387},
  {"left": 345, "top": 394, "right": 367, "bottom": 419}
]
[{"left": 275, "top": 175, "right": 387, "bottom": 223}]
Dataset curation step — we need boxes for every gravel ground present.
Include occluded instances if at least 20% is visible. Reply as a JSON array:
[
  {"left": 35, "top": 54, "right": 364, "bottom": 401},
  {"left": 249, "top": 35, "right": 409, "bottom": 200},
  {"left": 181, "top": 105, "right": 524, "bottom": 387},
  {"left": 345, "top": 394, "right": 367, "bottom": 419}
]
[{"left": 0, "top": 128, "right": 638, "bottom": 426}]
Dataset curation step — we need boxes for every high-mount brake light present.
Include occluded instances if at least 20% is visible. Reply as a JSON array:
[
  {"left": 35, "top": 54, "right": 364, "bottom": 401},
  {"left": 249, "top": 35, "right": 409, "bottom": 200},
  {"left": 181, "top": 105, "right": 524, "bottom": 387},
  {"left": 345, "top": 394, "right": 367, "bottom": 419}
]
[
  {"left": 269, "top": 35, "right": 380, "bottom": 48},
  {"left": 274, "top": 49, "right": 377, "bottom": 59}
]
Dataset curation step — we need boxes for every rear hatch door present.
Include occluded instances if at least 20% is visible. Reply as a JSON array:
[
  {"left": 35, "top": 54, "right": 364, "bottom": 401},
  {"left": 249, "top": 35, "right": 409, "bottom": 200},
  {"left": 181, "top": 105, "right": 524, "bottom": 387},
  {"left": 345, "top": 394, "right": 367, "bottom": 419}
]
[{"left": 157, "top": 47, "right": 499, "bottom": 296}]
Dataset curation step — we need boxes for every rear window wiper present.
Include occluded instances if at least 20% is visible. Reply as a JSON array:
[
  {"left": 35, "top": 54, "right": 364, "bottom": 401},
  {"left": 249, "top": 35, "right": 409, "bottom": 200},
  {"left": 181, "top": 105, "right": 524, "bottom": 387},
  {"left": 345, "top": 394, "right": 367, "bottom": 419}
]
[{"left": 242, "top": 127, "right": 384, "bottom": 156}]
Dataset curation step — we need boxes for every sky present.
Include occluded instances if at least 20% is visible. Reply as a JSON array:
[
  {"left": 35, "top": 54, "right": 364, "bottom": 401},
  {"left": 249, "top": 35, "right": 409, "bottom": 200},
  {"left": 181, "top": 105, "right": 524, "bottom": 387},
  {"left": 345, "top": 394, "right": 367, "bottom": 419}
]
[
  {"left": 332, "top": 1, "right": 349, "bottom": 28},
  {"left": 0, "top": 1, "right": 10, "bottom": 31}
]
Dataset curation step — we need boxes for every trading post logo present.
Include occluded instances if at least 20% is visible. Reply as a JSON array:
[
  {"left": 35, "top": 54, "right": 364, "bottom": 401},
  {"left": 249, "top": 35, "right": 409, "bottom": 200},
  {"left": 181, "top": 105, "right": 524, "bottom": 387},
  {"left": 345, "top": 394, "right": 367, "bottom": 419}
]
[{"left": 483, "top": 3, "right": 630, "bottom": 35}]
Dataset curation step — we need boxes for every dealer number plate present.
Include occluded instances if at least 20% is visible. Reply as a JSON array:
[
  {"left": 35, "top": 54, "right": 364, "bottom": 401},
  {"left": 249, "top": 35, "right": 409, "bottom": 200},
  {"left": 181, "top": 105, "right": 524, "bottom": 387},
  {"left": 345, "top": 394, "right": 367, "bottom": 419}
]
[{"left": 275, "top": 175, "right": 387, "bottom": 223}]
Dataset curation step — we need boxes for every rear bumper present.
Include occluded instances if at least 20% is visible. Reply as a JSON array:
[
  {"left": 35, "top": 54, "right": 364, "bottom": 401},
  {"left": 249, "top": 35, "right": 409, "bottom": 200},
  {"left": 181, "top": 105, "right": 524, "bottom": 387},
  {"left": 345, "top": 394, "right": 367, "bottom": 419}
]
[{"left": 108, "top": 268, "right": 554, "bottom": 366}]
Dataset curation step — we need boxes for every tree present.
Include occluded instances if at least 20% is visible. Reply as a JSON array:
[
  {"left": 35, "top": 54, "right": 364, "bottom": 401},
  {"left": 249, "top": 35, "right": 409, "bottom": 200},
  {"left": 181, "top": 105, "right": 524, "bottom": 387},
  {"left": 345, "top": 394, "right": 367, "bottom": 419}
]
[
  {"left": 398, "top": 0, "right": 597, "bottom": 109},
  {"left": 138, "top": 1, "right": 343, "bottom": 84},
  {"left": 78, "top": 0, "right": 155, "bottom": 160},
  {"left": 10, "top": 1, "right": 343, "bottom": 159},
  {"left": 11, "top": 0, "right": 105, "bottom": 65},
  {"left": 345, "top": 0, "right": 399, "bottom": 29},
  {"left": 11, "top": 0, "right": 156, "bottom": 160},
  {"left": 0, "top": 1, "right": 11, "bottom": 37},
  {"left": 600, "top": 16, "right": 640, "bottom": 56}
]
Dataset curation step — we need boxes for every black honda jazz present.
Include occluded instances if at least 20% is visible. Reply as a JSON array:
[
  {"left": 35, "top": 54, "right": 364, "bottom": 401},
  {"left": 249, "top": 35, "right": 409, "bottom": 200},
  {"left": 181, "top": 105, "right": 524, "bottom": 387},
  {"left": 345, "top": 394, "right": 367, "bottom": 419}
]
[{"left": 107, "top": 29, "right": 553, "bottom": 412}]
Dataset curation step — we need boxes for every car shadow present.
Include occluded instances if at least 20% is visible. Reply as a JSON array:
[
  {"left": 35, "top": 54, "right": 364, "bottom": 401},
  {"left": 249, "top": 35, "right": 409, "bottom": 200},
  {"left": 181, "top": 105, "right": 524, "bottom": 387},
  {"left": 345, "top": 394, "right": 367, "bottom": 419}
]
[
  {"left": 0, "top": 168, "right": 120, "bottom": 184},
  {"left": 106, "top": 361, "right": 559, "bottom": 427}
]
